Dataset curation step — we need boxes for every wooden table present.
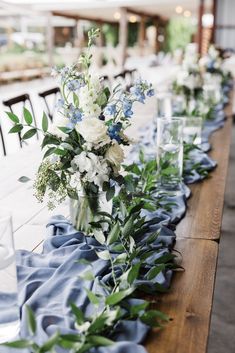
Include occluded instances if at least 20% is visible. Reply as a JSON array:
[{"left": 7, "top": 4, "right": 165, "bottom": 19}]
[
  {"left": 0, "top": 96, "right": 233, "bottom": 353},
  {"left": 146, "top": 98, "right": 233, "bottom": 353}
]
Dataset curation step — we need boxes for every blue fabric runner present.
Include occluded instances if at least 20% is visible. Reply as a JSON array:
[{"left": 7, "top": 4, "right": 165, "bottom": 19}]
[{"left": 0, "top": 87, "right": 231, "bottom": 353}]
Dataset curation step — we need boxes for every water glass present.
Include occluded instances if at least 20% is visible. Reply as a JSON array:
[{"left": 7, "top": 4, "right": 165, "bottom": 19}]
[
  {"left": 203, "top": 84, "right": 221, "bottom": 104},
  {"left": 171, "top": 94, "right": 186, "bottom": 115},
  {"left": 0, "top": 211, "right": 20, "bottom": 343},
  {"left": 155, "top": 92, "right": 172, "bottom": 119},
  {"left": 183, "top": 117, "right": 203, "bottom": 145},
  {"left": 156, "top": 118, "right": 184, "bottom": 190}
]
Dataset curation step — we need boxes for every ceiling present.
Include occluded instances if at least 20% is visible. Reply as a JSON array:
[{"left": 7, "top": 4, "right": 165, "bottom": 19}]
[{"left": 1, "top": 0, "right": 213, "bottom": 21}]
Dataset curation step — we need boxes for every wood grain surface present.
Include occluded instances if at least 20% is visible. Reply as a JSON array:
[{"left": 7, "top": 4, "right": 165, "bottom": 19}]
[
  {"left": 145, "top": 238, "right": 218, "bottom": 353},
  {"left": 176, "top": 101, "right": 233, "bottom": 240}
]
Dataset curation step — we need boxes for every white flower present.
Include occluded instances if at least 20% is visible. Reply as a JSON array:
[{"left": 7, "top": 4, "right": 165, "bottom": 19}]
[
  {"left": 75, "top": 118, "right": 110, "bottom": 145},
  {"left": 82, "top": 103, "right": 101, "bottom": 119},
  {"left": 105, "top": 143, "right": 124, "bottom": 173},
  {"left": 72, "top": 151, "right": 109, "bottom": 187},
  {"left": 89, "top": 74, "right": 102, "bottom": 91},
  {"left": 49, "top": 115, "right": 69, "bottom": 140}
]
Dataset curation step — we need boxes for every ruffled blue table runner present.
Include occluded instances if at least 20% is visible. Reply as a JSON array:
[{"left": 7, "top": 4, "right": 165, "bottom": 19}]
[{"left": 0, "top": 88, "right": 231, "bottom": 353}]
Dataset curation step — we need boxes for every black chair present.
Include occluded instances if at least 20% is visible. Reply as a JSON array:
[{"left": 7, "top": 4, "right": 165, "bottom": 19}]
[
  {"left": 113, "top": 71, "right": 126, "bottom": 89},
  {"left": 38, "top": 87, "right": 61, "bottom": 122},
  {"left": 100, "top": 75, "right": 111, "bottom": 90},
  {"left": 3, "top": 93, "right": 38, "bottom": 148},
  {"left": 124, "top": 69, "right": 138, "bottom": 91},
  {"left": 0, "top": 124, "right": 6, "bottom": 156}
]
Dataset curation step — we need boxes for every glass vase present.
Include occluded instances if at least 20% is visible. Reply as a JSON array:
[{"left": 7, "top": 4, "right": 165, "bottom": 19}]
[
  {"left": 156, "top": 117, "right": 184, "bottom": 191},
  {"left": 69, "top": 190, "right": 112, "bottom": 234}
]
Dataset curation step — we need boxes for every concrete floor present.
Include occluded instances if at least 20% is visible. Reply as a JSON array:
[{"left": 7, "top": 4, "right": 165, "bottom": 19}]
[{"left": 208, "top": 125, "right": 235, "bottom": 353}]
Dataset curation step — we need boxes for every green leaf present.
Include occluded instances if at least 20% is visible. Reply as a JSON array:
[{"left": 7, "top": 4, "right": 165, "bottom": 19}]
[
  {"left": 79, "top": 270, "right": 94, "bottom": 281},
  {"left": 58, "top": 126, "right": 71, "bottom": 134},
  {"left": 18, "top": 176, "right": 30, "bottom": 183},
  {"left": 9, "top": 124, "right": 23, "bottom": 133},
  {"left": 73, "top": 93, "right": 79, "bottom": 107},
  {"left": 87, "top": 335, "right": 114, "bottom": 347},
  {"left": 147, "top": 264, "right": 165, "bottom": 280},
  {"left": 96, "top": 92, "right": 107, "bottom": 107},
  {"left": 6, "top": 111, "right": 19, "bottom": 124},
  {"left": 2, "top": 339, "right": 33, "bottom": 348},
  {"left": 122, "top": 216, "right": 134, "bottom": 238},
  {"left": 139, "top": 149, "right": 145, "bottom": 164},
  {"left": 107, "top": 222, "right": 120, "bottom": 245},
  {"left": 84, "top": 288, "right": 100, "bottom": 305},
  {"left": 140, "top": 310, "right": 169, "bottom": 327},
  {"left": 41, "top": 135, "right": 60, "bottom": 149},
  {"left": 130, "top": 302, "right": 149, "bottom": 316},
  {"left": 22, "top": 128, "right": 37, "bottom": 140},
  {"left": 155, "top": 253, "right": 176, "bottom": 264},
  {"left": 39, "top": 331, "right": 60, "bottom": 353},
  {"left": 93, "top": 230, "right": 106, "bottom": 244},
  {"left": 113, "top": 253, "right": 127, "bottom": 264},
  {"left": 127, "top": 262, "right": 141, "bottom": 285},
  {"left": 70, "top": 303, "right": 85, "bottom": 325},
  {"left": 23, "top": 107, "right": 33, "bottom": 125},
  {"left": 106, "top": 186, "right": 115, "bottom": 202},
  {"left": 43, "top": 147, "right": 56, "bottom": 159},
  {"left": 96, "top": 250, "right": 110, "bottom": 261},
  {"left": 105, "top": 288, "right": 134, "bottom": 306},
  {"left": 54, "top": 148, "right": 67, "bottom": 156},
  {"left": 42, "top": 112, "right": 48, "bottom": 132},
  {"left": 26, "top": 305, "right": 36, "bottom": 335}
]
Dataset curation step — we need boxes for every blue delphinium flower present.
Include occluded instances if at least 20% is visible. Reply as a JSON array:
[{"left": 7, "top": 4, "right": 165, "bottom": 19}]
[
  {"left": 56, "top": 98, "right": 65, "bottom": 109},
  {"left": 68, "top": 105, "right": 83, "bottom": 124},
  {"left": 122, "top": 98, "right": 133, "bottom": 117},
  {"left": 67, "top": 79, "right": 84, "bottom": 92},
  {"left": 108, "top": 122, "right": 122, "bottom": 142},
  {"left": 104, "top": 104, "right": 117, "bottom": 116},
  {"left": 146, "top": 87, "right": 155, "bottom": 97},
  {"left": 130, "top": 84, "right": 145, "bottom": 103}
]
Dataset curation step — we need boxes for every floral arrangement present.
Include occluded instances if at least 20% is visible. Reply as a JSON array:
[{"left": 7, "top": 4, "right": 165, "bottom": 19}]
[{"left": 7, "top": 28, "right": 154, "bottom": 232}]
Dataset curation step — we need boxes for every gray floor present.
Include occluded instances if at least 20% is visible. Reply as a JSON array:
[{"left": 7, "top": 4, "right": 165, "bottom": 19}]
[{"left": 207, "top": 125, "right": 235, "bottom": 353}]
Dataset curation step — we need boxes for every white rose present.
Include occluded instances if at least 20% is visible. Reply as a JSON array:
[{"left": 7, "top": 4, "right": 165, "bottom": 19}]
[
  {"left": 49, "top": 115, "right": 69, "bottom": 139},
  {"left": 105, "top": 143, "right": 124, "bottom": 172},
  {"left": 76, "top": 118, "right": 110, "bottom": 145}
]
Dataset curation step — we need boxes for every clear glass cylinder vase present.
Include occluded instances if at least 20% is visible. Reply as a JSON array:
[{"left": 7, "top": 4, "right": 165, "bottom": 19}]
[{"left": 69, "top": 190, "right": 112, "bottom": 234}]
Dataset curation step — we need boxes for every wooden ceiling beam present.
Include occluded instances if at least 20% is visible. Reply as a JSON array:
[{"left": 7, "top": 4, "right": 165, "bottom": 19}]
[
  {"left": 52, "top": 11, "right": 117, "bottom": 25},
  {"left": 124, "top": 6, "right": 168, "bottom": 24}
]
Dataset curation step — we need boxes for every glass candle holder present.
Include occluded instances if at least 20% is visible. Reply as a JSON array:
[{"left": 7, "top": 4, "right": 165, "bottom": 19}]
[
  {"left": 0, "top": 211, "right": 20, "bottom": 343},
  {"left": 183, "top": 117, "right": 203, "bottom": 145},
  {"left": 156, "top": 118, "right": 184, "bottom": 190},
  {"left": 171, "top": 94, "right": 186, "bottom": 115},
  {"left": 203, "top": 84, "right": 221, "bottom": 104},
  {"left": 155, "top": 92, "right": 172, "bottom": 119}
]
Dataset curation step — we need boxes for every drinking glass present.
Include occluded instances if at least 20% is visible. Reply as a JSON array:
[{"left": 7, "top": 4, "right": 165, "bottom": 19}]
[
  {"left": 0, "top": 211, "right": 20, "bottom": 343},
  {"left": 203, "top": 84, "right": 221, "bottom": 104},
  {"left": 155, "top": 92, "right": 172, "bottom": 119},
  {"left": 183, "top": 117, "right": 203, "bottom": 145},
  {"left": 171, "top": 94, "right": 186, "bottom": 115},
  {"left": 156, "top": 118, "right": 184, "bottom": 190}
]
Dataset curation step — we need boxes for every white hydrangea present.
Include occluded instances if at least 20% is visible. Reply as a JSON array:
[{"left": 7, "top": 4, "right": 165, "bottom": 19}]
[{"left": 72, "top": 151, "right": 109, "bottom": 187}]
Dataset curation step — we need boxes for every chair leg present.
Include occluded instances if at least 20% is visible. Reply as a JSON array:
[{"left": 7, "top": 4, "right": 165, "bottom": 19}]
[{"left": 0, "top": 125, "right": 6, "bottom": 156}]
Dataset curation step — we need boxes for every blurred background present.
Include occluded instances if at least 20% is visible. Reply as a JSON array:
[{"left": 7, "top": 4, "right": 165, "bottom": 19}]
[
  {"left": 0, "top": 0, "right": 233, "bottom": 82},
  {"left": 0, "top": 2, "right": 235, "bottom": 353}
]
